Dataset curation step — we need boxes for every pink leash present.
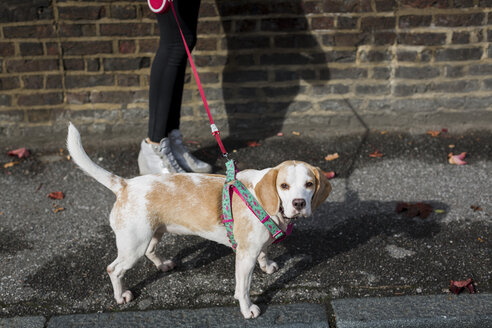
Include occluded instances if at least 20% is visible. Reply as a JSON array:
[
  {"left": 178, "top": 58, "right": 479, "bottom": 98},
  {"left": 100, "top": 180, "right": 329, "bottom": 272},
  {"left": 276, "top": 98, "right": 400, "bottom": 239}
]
[{"left": 170, "top": 1, "right": 228, "bottom": 158}]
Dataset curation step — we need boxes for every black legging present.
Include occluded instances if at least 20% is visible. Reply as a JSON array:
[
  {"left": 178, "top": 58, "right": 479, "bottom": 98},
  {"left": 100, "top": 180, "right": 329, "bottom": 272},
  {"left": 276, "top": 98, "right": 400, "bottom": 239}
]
[{"left": 148, "top": 0, "right": 201, "bottom": 142}]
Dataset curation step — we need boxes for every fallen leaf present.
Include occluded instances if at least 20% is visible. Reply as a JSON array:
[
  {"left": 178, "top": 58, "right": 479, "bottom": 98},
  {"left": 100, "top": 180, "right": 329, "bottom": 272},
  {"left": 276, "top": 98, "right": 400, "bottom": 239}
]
[
  {"left": 471, "top": 205, "right": 482, "bottom": 212},
  {"left": 369, "top": 150, "right": 383, "bottom": 158},
  {"left": 53, "top": 205, "right": 65, "bottom": 213},
  {"left": 0, "top": 212, "right": 3, "bottom": 216},
  {"left": 448, "top": 152, "right": 467, "bottom": 165},
  {"left": 48, "top": 191, "right": 64, "bottom": 200},
  {"left": 441, "top": 128, "right": 448, "bottom": 133},
  {"left": 246, "top": 141, "right": 261, "bottom": 148},
  {"left": 449, "top": 278, "right": 475, "bottom": 294},
  {"left": 448, "top": 144, "right": 455, "bottom": 149},
  {"left": 380, "top": 131, "right": 388, "bottom": 135},
  {"left": 7, "top": 147, "right": 30, "bottom": 159},
  {"left": 3, "top": 161, "right": 19, "bottom": 168},
  {"left": 292, "top": 131, "right": 300, "bottom": 136},
  {"left": 427, "top": 130, "right": 440, "bottom": 137},
  {"left": 324, "top": 153, "right": 339, "bottom": 161},
  {"left": 477, "top": 237, "right": 484, "bottom": 243},
  {"left": 434, "top": 209, "right": 446, "bottom": 214},
  {"left": 396, "top": 202, "right": 433, "bottom": 219},
  {"left": 276, "top": 132, "right": 284, "bottom": 137},
  {"left": 323, "top": 171, "right": 335, "bottom": 179}
]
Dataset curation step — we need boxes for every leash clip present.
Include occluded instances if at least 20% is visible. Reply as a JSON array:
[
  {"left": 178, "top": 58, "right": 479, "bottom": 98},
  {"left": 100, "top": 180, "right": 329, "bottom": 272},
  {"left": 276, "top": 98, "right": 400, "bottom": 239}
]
[{"left": 210, "top": 124, "right": 219, "bottom": 135}]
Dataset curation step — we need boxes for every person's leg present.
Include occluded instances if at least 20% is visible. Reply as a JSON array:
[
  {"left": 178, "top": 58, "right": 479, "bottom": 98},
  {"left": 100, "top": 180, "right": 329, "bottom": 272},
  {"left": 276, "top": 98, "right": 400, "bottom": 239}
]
[{"left": 148, "top": 0, "right": 201, "bottom": 142}]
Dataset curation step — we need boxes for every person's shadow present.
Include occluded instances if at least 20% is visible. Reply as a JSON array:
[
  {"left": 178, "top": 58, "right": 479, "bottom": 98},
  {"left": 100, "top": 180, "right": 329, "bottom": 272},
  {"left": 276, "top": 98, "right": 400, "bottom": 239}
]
[{"left": 207, "top": 0, "right": 327, "bottom": 152}]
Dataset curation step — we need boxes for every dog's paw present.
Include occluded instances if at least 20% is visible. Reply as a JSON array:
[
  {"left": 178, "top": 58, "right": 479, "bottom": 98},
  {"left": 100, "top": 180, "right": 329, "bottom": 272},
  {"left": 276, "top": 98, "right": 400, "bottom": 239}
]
[
  {"left": 158, "top": 260, "right": 175, "bottom": 272},
  {"left": 116, "top": 290, "right": 134, "bottom": 304},
  {"left": 260, "top": 260, "right": 279, "bottom": 274},
  {"left": 242, "top": 304, "right": 261, "bottom": 319}
]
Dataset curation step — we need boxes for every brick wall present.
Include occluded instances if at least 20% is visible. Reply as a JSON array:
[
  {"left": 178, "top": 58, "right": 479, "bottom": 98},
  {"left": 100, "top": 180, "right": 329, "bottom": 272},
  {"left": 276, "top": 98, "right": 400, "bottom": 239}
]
[{"left": 1, "top": 0, "right": 492, "bottom": 145}]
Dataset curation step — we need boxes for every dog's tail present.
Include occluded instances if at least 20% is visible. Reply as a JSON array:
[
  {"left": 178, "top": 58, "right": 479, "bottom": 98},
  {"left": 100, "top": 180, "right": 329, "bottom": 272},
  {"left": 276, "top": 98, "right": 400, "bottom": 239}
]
[{"left": 66, "top": 123, "right": 124, "bottom": 194}]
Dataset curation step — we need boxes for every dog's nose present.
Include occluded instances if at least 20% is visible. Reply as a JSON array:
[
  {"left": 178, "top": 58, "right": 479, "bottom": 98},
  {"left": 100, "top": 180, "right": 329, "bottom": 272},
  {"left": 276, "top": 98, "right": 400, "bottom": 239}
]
[{"left": 292, "top": 198, "right": 306, "bottom": 211}]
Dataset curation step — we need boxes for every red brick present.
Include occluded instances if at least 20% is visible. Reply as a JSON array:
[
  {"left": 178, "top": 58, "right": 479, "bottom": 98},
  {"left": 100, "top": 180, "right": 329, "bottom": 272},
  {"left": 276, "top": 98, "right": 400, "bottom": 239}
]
[
  {"left": 323, "top": 0, "right": 372, "bottom": 13},
  {"left": 3, "top": 25, "right": 56, "bottom": 38},
  {"left": 361, "top": 16, "right": 395, "bottom": 30},
  {"left": 63, "top": 59, "right": 84, "bottom": 71},
  {"left": 100, "top": 23, "right": 152, "bottom": 36},
  {"left": 399, "top": 15, "right": 432, "bottom": 28},
  {"left": 435, "top": 13, "right": 485, "bottom": 27},
  {"left": 119, "top": 40, "right": 136, "bottom": 54},
  {"left": 46, "top": 75, "right": 63, "bottom": 89},
  {"left": 22, "top": 76, "right": 44, "bottom": 89},
  {"left": 20, "top": 42, "right": 44, "bottom": 56},
  {"left": 46, "top": 42, "right": 60, "bottom": 56},
  {"left": 139, "top": 39, "right": 158, "bottom": 53},
  {"left": 199, "top": 3, "right": 217, "bottom": 17},
  {"left": 58, "top": 6, "right": 106, "bottom": 20},
  {"left": 312, "top": 17, "right": 335, "bottom": 29},
  {"left": 62, "top": 41, "right": 112, "bottom": 55},
  {"left": 6, "top": 59, "right": 59, "bottom": 73},
  {"left": 198, "top": 21, "right": 221, "bottom": 34},
  {"left": 0, "top": 42, "right": 15, "bottom": 56},
  {"left": 0, "top": 77, "right": 20, "bottom": 90},
  {"left": 18, "top": 92, "right": 63, "bottom": 107},
  {"left": 59, "top": 23, "right": 97, "bottom": 37},
  {"left": 401, "top": 0, "right": 448, "bottom": 8},
  {"left": 302, "top": 1, "right": 323, "bottom": 14},
  {"left": 195, "top": 38, "right": 217, "bottom": 51},
  {"left": 26, "top": 109, "right": 52, "bottom": 123},
  {"left": 398, "top": 33, "right": 446, "bottom": 46},
  {"left": 110, "top": 5, "right": 137, "bottom": 19}
]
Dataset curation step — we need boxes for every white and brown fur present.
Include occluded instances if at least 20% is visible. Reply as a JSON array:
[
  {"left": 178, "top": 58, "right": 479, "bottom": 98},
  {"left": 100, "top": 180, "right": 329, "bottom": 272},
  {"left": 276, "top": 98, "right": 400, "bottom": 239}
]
[{"left": 66, "top": 123, "right": 331, "bottom": 319}]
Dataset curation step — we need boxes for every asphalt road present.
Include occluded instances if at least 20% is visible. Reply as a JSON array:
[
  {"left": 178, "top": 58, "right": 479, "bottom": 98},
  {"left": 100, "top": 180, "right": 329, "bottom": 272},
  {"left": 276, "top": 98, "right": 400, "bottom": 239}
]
[{"left": 0, "top": 127, "right": 490, "bottom": 323}]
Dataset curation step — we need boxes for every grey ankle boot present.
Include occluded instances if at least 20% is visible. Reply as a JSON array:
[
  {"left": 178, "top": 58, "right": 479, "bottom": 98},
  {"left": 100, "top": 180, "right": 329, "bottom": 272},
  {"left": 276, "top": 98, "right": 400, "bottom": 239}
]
[{"left": 169, "top": 129, "right": 213, "bottom": 173}]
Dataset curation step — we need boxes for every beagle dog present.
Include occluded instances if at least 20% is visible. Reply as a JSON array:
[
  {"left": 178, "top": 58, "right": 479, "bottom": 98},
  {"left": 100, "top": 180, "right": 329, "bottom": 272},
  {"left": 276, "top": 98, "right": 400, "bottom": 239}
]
[{"left": 66, "top": 123, "right": 331, "bottom": 319}]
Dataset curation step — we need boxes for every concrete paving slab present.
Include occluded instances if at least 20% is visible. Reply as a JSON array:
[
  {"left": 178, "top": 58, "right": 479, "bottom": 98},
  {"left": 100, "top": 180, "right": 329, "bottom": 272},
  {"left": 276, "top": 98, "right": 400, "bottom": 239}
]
[
  {"left": 0, "top": 316, "right": 46, "bottom": 328},
  {"left": 332, "top": 294, "right": 492, "bottom": 328},
  {"left": 46, "top": 303, "right": 328, "bottom": 328}
]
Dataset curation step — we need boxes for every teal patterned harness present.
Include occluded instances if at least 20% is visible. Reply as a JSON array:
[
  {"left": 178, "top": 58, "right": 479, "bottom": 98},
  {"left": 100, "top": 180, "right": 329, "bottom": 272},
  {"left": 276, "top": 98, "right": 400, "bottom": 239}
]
[{"left": 222, "top": 159, "right": 292, "bottom": 252}]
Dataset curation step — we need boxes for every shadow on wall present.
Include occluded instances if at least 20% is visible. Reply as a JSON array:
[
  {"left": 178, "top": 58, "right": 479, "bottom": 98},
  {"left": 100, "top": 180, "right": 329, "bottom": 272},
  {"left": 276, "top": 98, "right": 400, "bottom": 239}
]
[{"left": 214, "top": 0, "right": 328, "bottom": 142}]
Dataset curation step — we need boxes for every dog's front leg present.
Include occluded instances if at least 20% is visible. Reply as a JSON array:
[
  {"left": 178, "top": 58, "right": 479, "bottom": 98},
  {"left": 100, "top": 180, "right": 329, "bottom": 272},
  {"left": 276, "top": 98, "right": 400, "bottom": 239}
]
[{"left": 234, "top": 250, "right": 261, "bottom": 319}]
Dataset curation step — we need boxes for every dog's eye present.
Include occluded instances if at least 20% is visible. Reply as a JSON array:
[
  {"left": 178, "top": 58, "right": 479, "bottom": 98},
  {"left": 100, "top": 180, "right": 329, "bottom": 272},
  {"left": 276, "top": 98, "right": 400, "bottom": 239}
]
[
  {"left": 280, "top": 183, "right": 290, "bottom": 190},
  {"left": 305, "top": 181, "right": 314, "bottom": 188}
]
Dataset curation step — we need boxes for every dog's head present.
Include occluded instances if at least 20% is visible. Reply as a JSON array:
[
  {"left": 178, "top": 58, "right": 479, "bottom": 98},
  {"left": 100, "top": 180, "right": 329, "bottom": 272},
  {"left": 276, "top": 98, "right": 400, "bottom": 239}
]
[{"left": 255, "top": 161, "right": 331, "bottom": 220}]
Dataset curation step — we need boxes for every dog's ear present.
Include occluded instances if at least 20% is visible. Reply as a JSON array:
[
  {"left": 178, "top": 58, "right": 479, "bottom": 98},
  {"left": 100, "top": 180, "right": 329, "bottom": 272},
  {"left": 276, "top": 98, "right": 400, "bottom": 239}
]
[
  {"left": 255, "top": 168, "right": 280, "bottom": 215},
  {"left": 311, "top": 167, "right": 331, "bottom": 211}
]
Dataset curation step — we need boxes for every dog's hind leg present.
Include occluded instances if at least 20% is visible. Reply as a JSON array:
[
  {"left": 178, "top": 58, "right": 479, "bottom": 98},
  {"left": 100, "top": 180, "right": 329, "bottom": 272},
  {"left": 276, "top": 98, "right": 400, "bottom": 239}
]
[
  {"left": 106, "top": 229, "right": 152, "bottom": 304},
  {"left": 145, "top": 227, "right": 175, "bottom": 272},
  {"left": 257, "top": 248, "right": 279, "bottom": 274}
]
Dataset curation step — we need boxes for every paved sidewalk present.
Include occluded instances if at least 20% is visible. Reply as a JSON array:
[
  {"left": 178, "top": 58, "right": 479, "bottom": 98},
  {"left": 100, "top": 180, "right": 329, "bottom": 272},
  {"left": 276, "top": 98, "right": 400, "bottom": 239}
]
[
  {"left": 2, "top": 295, "right": 492, "bottom": 327},
  {"left": 0, "top": 128, "right": 491, "bottom": 327}
]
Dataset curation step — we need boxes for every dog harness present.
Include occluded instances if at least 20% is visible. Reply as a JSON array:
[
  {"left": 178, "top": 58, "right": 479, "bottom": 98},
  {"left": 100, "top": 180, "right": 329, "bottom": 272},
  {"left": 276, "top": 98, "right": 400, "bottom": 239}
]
[{"left": 222, "top": 159, "right": 293, "bottom": 252}]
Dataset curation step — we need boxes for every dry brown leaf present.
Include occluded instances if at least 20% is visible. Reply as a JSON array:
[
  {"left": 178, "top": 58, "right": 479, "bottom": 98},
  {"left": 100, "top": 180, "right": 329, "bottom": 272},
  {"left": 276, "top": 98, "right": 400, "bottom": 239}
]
[
  {"left": 324, "top": 153, "right": 339, "bottom": 161},
  {"left": 3, "top": 161, "right": 19, "bottom": 168},
  {"left": 48, "top": 191, "right": 64, "bottom": 200},
  {"left": 448, "top": 152, "right": 467, "bottom": 165},
  {"left": 427, "top": 130, "right": 440, "bottom": 137},
  {"left": 369, "top": 150, "right": 383, "bottom": 158}
]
